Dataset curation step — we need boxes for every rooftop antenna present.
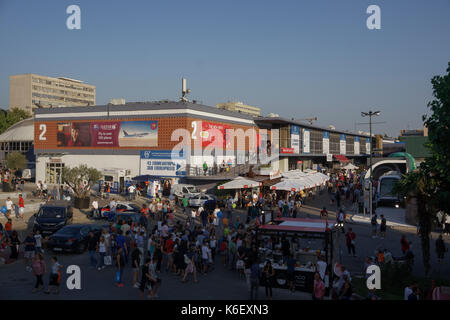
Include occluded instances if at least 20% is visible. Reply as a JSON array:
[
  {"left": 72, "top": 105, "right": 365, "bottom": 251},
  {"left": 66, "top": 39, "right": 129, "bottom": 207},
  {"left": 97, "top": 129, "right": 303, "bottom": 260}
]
[
  {"left": 181, "top": 77, "right": 191, "bottom": 102},
  {"left": 297, "top": 117, "right": 318, "bottom": 125}
]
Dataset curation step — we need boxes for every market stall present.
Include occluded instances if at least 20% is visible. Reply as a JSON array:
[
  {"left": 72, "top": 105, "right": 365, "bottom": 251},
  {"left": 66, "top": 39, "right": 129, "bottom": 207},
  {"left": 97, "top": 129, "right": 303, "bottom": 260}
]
[{"left": 256, "top": 217, "right": 338, "bottom": 293}]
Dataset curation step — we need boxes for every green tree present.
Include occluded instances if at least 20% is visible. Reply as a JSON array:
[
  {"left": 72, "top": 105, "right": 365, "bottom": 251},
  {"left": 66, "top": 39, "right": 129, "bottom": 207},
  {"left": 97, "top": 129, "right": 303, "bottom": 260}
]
[
  {"left": 6, "top": 151, "right": 28, "bottom": 171},
  {"left": 394, "top": 62, "right": 450, "bottom": 276},
  {"left": 0, "top": 108, "right": 32, "bottom": 135},
  {"left": 62, "top": 164, "right": 102, "bottom": 198}
]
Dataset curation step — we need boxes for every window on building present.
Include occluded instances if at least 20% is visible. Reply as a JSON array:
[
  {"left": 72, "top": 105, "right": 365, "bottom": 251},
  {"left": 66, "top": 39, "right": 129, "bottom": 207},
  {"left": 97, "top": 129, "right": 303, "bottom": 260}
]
[
  {"left": 346, "top": 136, "right": 354, "bottom": 155},
  {"left": 46, "top": 162, "right": 65, "bottom": 185},
  {"left": 330, "top": 133, "right": 340, "bottom": 154}
]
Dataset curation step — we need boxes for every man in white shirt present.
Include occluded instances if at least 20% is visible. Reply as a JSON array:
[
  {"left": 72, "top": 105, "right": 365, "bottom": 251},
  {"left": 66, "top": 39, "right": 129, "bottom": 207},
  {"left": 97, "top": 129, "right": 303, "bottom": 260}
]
[
  {"left": 5, "top": 197, "right": 13, "bottom": 219},
  {"left": 201, "top": 240, "right": 210, "bottom": 274},
  {"left": 109, "top": 198, "right": 117, "bottom": 217},
  {"left": 128, "top": 185, "right": 136, "bottom": 201},
  {"left": 92, "top": 198, "right": 99, "bottom": 218}
]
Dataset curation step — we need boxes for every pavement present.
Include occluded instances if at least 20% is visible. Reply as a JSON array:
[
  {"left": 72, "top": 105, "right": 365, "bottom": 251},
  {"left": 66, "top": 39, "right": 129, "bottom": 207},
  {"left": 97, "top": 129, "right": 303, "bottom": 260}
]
[{"left": 1, "top": 184, "right": 450, "bottom": 299}]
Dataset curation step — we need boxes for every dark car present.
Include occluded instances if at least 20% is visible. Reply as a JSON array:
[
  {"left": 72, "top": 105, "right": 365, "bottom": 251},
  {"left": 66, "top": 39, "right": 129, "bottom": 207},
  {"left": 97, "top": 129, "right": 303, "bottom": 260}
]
[
  {"left": 33, "top": 201, "right": 73, "bottom": 235},
  {"left": 46, "top": 224, "right": 104, "bottom": 253}
]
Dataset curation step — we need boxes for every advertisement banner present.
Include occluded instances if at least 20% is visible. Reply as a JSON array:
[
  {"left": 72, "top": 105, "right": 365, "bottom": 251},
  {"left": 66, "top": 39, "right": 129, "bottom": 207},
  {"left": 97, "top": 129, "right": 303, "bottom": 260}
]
[
  {"left": 290, "top": 125, "right": 300, "bottom": 154},
  {"left": 322, "top": 131, "right": 330, "bottom": 154},
  {"left": 340, "top": 134, "right": 346, "bottom": 155},
  {"left": 281, "top": 147, "right": 294, "bottom": 154},
  {"left": 140, "top": 150, "right": 186, "bottom": 177},
  {"left": 56, "top": 120, "right": 158, "bottom": 147},
  {"left": 354, "top": 136, "right": 360, "bottom": 155},
  {"left": 366, "top": 140, "right": 371, "bottom": 154},
  {"left": 303, "top": 129, "right": 310, "bottom": 154},
  {"left": 194, "top": 121, "right": 231, "bottom": 148}
]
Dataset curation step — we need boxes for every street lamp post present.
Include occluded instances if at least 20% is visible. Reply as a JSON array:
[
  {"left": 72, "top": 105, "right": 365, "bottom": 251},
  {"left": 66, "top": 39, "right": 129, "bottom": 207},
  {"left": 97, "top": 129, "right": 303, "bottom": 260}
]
[{"left": 361, "top": 110, "right": 380, "bottom": 217}]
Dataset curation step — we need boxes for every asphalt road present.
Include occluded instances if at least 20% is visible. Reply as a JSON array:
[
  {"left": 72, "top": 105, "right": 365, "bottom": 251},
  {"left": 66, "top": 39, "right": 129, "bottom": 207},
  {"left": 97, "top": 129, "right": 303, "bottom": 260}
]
[{"left": 1, "top": 190, "right": 449, "bottom": 300}]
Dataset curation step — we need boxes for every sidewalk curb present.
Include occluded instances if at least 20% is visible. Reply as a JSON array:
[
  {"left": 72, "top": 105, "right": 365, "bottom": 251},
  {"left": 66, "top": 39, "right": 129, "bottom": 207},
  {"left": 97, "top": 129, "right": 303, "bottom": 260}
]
[{"left": 349, "top": 214, "right": 415, "bottom": 229}]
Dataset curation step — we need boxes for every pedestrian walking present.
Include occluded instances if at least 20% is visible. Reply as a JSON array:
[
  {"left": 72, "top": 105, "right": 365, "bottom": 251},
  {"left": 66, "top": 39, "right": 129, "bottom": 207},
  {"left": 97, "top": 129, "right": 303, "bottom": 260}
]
[
  {"left": 313, "top": 272, "right": 325, "bottom": 300},
  {"left": 262, "top": 260, "right": 275, "bottom": 300},
  {"left": 436, "top": 234, "right": 447, "bottom": 264},
  {"left": 97, "top": 235, "right": 107, "bottom": 270},
  {"left": 45, "top": 256, "right": 62, "bottom": 294},
  {"left": 250, "top": 261, "right": 261, "bottom": 300},
  {"left": 345, "top": 228, "right": 356, "bottom": 257},
  {"left": 371, "top": 214, "right": 378, "bottom": 238},
  {"left": 24, "top": 232, "right": 36, "bottom": 269},
  {"left": 18, "top": 194, "right": 25, "bottom": 220},
  {"left": 115, "top": 246, "right": 125, "bottom": 287},
  {"left": 379, "top": 215, "right": 387, "bottom": 239},
  {"left": 401, "top": 235, "right": 410, "bottom": 255},
  {"left": 5, "top": 197, "right": 13, "bottom": 219},
  {"left": 31, "top": 253, "right": 46, "bottom": 293},
  {"left": 87, "top": 231, "right": 98, "bottom": 268},
  {"left": 8, "top": 230, "right": 20, "bottom": 261}
]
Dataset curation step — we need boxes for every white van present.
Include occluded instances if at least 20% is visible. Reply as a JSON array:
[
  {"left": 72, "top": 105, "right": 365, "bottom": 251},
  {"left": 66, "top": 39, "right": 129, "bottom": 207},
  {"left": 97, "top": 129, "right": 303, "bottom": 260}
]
[{"left": 172, "top": 184, "right": 200, "bottom": 199}]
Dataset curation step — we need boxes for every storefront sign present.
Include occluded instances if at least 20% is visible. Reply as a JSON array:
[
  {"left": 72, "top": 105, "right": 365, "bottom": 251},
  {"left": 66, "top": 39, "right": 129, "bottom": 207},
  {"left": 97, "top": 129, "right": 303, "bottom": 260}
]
[
  {"left": 303, "top": 129, "right": 310, "bottom": 154},
  {"left": 340, "top": 134, "right": 346, "bottom": 155},
  {"left": 322, "top": 131, "right": 330, "bottom": 154},
  {"left": 56, "top": 120, "right": 158, "bottom": 148},
  {"left": 354, "top": 136, "right": 360, "bottom": 155},
  {"left": 281, "top": 147, "right": 294, "bottom": 154},
  {"left": 140, "top": 150, "right": 186, "bottom": 177},
  {"left": 290, "top": 125, "right": 300, "bottom": 154},
  {"left": 326, "top": 153, "right": 332, "bottom": 162}
]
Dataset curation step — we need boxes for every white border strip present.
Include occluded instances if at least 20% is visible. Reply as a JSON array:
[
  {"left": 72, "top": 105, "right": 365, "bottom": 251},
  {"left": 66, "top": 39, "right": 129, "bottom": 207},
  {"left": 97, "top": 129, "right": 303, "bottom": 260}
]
[{"left": 35, "top": 108, "right": 254, "bottom": 125}]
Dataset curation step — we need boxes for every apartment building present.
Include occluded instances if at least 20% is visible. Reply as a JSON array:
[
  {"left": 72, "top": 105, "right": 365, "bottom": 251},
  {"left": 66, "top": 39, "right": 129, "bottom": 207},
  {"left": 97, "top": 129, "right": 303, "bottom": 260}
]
[
  {"left": 216, "top": 101, "right": 261, "bottom": 117},
  {"left": 10, "top": 73, "right": 96, "bottom": 113}
]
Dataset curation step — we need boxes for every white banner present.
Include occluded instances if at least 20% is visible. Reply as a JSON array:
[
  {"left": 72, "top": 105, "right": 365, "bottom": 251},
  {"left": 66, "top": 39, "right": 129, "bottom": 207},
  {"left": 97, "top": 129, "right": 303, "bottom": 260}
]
[
  {"left": 340, "top": 134, "right": 346, "bottom": 155},
  {"left": 366, "top": 141, "right": 371, "bottom": 154},
  {"left": 303, "top": 129, "right": 310, "bottom": 153},
  {"left": 322, "top": 132, "right": 330, "bottom": 154},
  {"left": 354, "top": 139, "right": 360, "bottom": 155},
  {"left": 140, "top": 150, "right": 186, "bottom": 177}
]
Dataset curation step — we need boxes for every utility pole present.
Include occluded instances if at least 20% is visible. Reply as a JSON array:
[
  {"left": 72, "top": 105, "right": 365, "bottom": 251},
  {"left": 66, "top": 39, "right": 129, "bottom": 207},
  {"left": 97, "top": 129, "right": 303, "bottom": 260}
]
[{"left": 361, "top": 110, "right": 380, "bottom": 217}]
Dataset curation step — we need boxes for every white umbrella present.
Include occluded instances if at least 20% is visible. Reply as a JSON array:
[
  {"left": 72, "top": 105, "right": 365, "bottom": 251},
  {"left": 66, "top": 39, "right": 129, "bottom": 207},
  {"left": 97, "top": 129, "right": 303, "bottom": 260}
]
[
  {"left": 343, "top": 163, "right": 358, "bottom": 170},
  {"left": 271, "top": 179, "right": 308, "bottom": 192},
  {"left": 217, "top": 176, "right": 260, "bottom": 190}
]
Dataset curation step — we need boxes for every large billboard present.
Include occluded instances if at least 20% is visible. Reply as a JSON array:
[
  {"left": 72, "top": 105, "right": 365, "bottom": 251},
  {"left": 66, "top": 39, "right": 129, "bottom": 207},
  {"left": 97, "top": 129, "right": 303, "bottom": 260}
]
[
  {"left": 140, "top": 150, "right": 186, "bottom": 177},
  {"left": 56, "top": 120, "right": 158, "bottom": 148}
]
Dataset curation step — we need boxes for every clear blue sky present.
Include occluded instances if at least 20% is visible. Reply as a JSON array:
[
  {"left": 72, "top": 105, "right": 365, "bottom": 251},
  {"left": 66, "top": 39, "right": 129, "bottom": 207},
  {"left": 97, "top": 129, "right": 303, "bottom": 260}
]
[{"left": 0, "top": 0, "right": 449, "bottom": 136}]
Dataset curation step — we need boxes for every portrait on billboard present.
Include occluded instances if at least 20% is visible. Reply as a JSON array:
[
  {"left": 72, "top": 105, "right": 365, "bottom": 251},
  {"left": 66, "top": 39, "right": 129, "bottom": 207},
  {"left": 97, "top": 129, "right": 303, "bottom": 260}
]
[
  {"left": 118, "top": 121, "right": 158, "bottom": 147},
  {"left": 57, "top": 122, "right": 92, "bottom": 147}
]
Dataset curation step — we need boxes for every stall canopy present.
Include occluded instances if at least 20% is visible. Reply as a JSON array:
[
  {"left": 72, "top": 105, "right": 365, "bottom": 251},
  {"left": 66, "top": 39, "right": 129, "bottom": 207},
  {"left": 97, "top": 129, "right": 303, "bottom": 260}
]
[
  {"left": 343, "top": 163, "right": 358, "bottom": 170},
  {"left": 271, "top": 179, "right": 308, "bottom": 192},
  {"left": 333, "top": 155, "right": 350, "bottom": 163},
  {"left": 217, "top": 176, "right": 260, "bottom": 189},
  {"left": 259, "top": 218, "right": 333, "bottom": 234}
]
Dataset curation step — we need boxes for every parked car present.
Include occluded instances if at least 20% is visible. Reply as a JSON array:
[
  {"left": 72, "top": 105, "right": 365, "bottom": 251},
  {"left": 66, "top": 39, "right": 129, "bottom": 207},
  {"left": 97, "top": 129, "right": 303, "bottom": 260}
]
[
  {"left": 46, "top": 224, "right": 104, "bottom": 253},
  {"left": 33, "top": 200, "right": 73, "bottom": 235},
  {"left": 99, "top": 201, "right": 140, "bottom": 218},
  {"left": 172, "top": 184, "right": 201, "bottom": 199},
  {"left": 188, "top": 194, "right": 216, "bottom": 208}
]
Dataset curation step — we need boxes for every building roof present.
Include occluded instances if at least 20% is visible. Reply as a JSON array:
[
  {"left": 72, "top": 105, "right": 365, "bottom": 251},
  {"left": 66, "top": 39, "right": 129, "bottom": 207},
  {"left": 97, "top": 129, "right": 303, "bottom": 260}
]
[
  {"left": 254, "top": 116, "right": 371, "bottom": 138},
  {"left": 34, "top": 100, "right": 256, "bottom": 126},
  {"left": 0, "top": 118, "right": 34, "bottom": 142}
]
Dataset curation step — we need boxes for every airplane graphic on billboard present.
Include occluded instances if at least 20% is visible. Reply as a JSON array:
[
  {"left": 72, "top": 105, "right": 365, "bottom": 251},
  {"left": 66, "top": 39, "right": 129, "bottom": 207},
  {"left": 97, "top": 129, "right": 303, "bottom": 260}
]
[{"left": 122, "top": 130, "right": 150, "bottom": 138}]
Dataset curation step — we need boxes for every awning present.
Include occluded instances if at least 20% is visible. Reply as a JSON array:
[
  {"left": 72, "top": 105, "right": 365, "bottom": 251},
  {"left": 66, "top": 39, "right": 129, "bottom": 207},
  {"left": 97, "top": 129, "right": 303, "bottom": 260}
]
[
  {"left": 217, "top": 176, "right": 260, "bottom": 190},
  {"left": 333, "top": 155, "right": 350, "bottom": 163}
]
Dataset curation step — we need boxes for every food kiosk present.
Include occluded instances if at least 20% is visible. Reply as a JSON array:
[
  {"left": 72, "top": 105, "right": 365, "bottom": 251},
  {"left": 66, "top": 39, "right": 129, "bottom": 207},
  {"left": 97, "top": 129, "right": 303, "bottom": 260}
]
[{"left": 256, "top": 217, "right": 338, "bottom": 293}]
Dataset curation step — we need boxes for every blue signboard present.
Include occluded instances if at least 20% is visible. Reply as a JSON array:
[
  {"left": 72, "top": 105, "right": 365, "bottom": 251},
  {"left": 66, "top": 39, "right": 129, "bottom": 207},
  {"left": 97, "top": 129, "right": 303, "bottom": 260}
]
[{"left": 140, "top": 150, "right": 186, "bottom": 177}]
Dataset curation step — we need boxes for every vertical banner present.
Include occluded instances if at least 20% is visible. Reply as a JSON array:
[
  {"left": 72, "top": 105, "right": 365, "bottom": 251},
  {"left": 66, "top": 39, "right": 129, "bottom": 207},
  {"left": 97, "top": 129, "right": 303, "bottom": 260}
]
[
  {"left": 366, "top": 139, "right": 371, "bottom": 154},
  {"left": 290, "top": 125, "right": 300, "bottom": 154},
  {"left": 303, "top": 129, "right": 310, "bottom": 154},
  {"left": 354, "top": 136, "right": 360, "bottom": 155},
  {"left": 322, "top": 131, "right": 330, "bottom": 154},
  {"left": 340, "top": 134, "right": 346, "bottom": 154}
]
